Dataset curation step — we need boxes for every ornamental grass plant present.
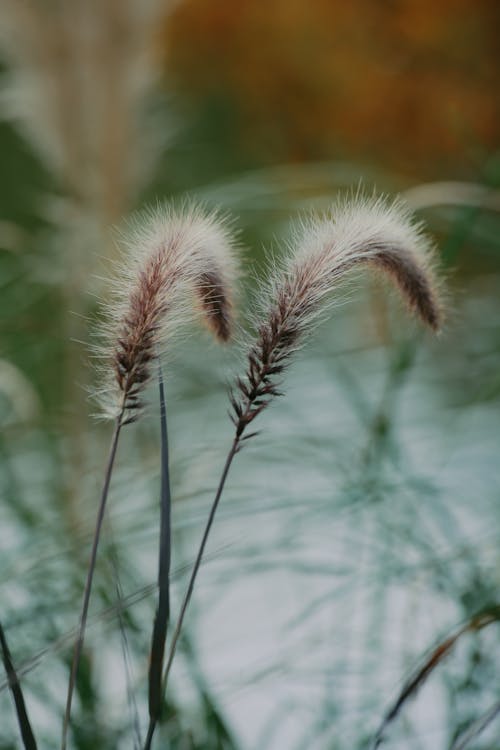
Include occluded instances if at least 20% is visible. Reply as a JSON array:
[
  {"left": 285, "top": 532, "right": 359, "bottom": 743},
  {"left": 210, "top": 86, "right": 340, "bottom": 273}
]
[{"left": 0, "top": 3, "right": 499, "bottom": 750}]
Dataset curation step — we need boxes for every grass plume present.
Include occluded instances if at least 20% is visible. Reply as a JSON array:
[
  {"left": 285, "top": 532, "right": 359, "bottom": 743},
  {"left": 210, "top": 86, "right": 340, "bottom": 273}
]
[
  {"left": 99, "top": 203, "right": 239, "bottom": 423},
  {"left": 231, "top": 194, "right": 442, "bottom": 437}
]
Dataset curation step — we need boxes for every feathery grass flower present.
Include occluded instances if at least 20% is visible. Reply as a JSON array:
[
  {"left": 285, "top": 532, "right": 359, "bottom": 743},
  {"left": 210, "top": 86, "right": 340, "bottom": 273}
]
[
  {"left": 98, "top": 203, "right": 239, "bottom": 423},
  {"left": 231, "top": 194, "right": 442, "bottom": 436}
]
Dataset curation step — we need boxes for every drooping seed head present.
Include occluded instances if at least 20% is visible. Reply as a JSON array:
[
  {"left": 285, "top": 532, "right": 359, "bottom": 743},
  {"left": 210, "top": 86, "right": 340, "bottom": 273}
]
[
  {"left": 97, "top": 203, "right": 239, "bottom": 422},
  {"left": 195, "top": 270, "right": 234, "bottom": 342},
  {"left": 290, "top": 195, "right": 442, "bottom": 330},
  {"left": 231, "top": 194, "right": 443, "bottom": 436}
]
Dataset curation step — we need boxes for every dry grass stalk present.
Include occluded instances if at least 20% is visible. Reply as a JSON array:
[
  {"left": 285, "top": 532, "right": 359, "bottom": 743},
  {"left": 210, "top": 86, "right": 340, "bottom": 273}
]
[{"left": 0, "top": 0, "right": 168, "bottom": 217}]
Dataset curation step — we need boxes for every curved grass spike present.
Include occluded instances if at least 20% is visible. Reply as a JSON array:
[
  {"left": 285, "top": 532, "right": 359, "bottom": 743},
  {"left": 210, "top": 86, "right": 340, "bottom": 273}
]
[
  {"left": 144, "top": 194, "right": 444, "bottom": 748},
  {"left": 99, "top": 203, "right": 239, "bottom": 423},
  {"left": 371, "top": 605, "right": 500, "bottom": 749},
  {"left": 62, "top": 204, "right": 238, "bottom": 750},
  {"left": 0, "top": 620, "right": 38, "bottom": 750}
]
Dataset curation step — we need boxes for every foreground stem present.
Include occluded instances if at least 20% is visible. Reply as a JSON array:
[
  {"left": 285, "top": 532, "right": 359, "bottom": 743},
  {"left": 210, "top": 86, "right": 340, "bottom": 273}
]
[
  {"left": 0, "top": 621, "right": 38, "bottom": 750},
  {"left": 62, "top": 414, "right": 124, "bottom": 750},
  {"left": 147, "top": 364, "right": 172, "bottom": 727},
  {"left": 143, "top": 436, "right": 240, "bottom": 750}
]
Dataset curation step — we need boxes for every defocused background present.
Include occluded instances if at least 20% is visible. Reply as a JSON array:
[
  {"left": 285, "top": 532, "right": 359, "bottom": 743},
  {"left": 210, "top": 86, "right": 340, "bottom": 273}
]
[
  {"left": 162, "top": 0, "right": 499, "bottom": 178},
  {"left": 0, "top": 1, "right": 499, "bottom": 749}
]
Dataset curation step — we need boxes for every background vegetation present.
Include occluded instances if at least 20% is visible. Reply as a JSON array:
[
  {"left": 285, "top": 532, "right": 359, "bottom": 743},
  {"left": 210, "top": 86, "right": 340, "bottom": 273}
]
[{"left": 0, "top": 1, "right": 499, "bottom": 748}]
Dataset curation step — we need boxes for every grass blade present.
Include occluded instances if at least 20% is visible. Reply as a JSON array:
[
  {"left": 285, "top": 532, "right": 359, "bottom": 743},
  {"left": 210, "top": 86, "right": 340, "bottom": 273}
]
[
  {"left": 0, "top": 620, "right": 38, "bottom": 750},
  {"left": 181, "top": 631, "right": 239, "bottom": 750},
  {"left": 109, "top": 539, "right": 142, "bottom": 750},
  {"left": 145, "top": 363, "right": 172, "bottom": 746},
  {"left": 0, "top": 546, "right": 232, "bottom": 695},
  {"left": 450, "top": 699, "right": 500, "bottom": 750}
]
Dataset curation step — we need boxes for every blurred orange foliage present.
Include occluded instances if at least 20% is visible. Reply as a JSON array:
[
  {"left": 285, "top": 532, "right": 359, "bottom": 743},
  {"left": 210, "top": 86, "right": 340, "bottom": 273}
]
[{"left": 162, "top": 0, "right": 499, "bottom": 176}]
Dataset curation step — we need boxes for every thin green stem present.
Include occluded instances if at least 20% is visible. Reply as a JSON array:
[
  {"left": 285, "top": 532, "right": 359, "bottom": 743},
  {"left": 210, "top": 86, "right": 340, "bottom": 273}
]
[{"left": 62, "top": 413, "right": 124, "bottom": 750}]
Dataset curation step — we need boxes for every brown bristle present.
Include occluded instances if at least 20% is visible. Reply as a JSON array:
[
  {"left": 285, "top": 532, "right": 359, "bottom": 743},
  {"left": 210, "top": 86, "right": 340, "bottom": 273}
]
[
  {"left": 370, "top": 246, "right": 442, "bottom": 331},
  {"left": 196, "top": 270, "right": 234, "bottom": 343},
  {"left": 113, "top": 250, "right": 177, "bottom": 415}
]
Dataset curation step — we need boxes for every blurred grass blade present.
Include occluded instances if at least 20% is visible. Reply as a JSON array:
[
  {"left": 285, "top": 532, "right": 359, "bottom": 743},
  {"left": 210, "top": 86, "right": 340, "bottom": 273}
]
[
  {"left": 371, "top": 633, "right": 458, "bottom": 750},
  {"left": 110, "top": 546, "right": 142, "bottom": 749},
  {"left": 0, "top": 547, "right": 232, "bottom": 695},
  {"left": 181, "top": 631, "right": 239, "bottom": 750},
  {"left": 0, "top": 620, "right": 38, "bottom": 750},
  {"left": 450, "top": 699, "right": 500, "bottom": 750},
  {"left": 147, "top": 362, "right": 172, "bottom": 729},
  {"left": 371, "top": 605, "right": 500, "bottom": 749}
]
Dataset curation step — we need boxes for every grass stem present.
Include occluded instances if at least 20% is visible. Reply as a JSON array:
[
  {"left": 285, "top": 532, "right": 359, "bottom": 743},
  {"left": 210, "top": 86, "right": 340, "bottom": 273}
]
[
  {"left": 62, "top": 413, "right": 124, "bottom": 750},
  {"left": 0, "top": 620, "right": 38, "bottom": 750}
]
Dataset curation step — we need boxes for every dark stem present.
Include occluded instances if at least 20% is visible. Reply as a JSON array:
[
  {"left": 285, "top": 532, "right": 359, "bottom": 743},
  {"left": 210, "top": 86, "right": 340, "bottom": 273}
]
[
  {"left": 0, "top": 621, "right": 38, "bottom": 750},
  {"left": 143, "top": 436, "right": 240, "bottom": 750},
  {"left": 147, "top": 362, "right": 172, "bottom": 723},
  {"left": 143, "top": 718, "right": 156, "bottom": 750},
  {"left": 62, "top": 414, "right": 124, "bottom": 750}
]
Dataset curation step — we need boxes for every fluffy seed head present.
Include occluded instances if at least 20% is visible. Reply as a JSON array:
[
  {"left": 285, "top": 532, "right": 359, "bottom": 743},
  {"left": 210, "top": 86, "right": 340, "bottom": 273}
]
[
  {"left": 231, "top": 194, "right": 443, "bottom": 437},
  {"left": 98, "top": 203, "right": 239, "bottom": 422}
]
